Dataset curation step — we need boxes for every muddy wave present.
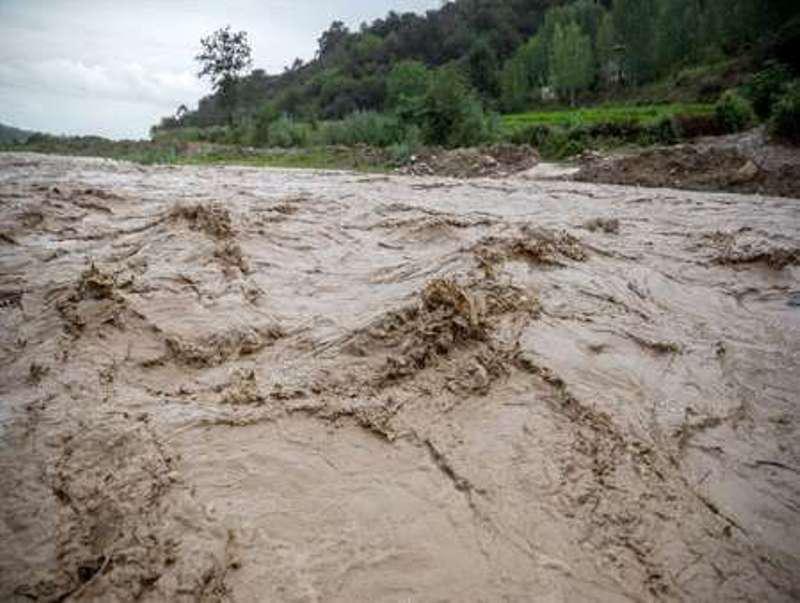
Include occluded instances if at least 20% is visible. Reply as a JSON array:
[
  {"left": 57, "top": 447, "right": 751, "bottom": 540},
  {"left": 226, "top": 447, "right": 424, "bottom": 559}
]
[{"left": 1, "top": 153, "right": 799, "bottom": 602}]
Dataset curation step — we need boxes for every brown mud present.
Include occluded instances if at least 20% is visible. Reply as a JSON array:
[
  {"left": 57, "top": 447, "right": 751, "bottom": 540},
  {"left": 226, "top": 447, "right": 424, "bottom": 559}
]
[
  {"left": 398, "top": 144, "right": 539, "bottom": 178},
  {"left": 574, "top": 129, "right": 800, "bottom": 199},
  {"left": 1, "top": 153, "right": 799, "bottom": 601}
]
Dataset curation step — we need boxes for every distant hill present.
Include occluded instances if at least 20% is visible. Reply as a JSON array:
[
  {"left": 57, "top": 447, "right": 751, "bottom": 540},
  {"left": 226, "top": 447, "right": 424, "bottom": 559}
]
[
  {"left": 159, "top": 0, "right": 800, "bottom": 130},
  {"left": 0, "top": 122, "right": 36, "bottom": 144}
]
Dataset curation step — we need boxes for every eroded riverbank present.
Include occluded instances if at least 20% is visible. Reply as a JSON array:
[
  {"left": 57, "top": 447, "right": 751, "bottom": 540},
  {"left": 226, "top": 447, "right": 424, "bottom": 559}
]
[{"left": 1, "top": 153, "right": 799, "bottom": 601}]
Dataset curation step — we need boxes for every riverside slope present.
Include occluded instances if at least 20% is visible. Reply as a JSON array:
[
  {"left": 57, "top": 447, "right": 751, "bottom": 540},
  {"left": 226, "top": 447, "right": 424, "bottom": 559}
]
[{"left": 1, "top": 153, "right": 799, "bottom": 601}]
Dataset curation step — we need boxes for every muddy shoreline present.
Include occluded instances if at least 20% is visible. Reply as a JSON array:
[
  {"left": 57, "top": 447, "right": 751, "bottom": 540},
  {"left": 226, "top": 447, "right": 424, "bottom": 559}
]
[
  {"left": 574, "top": 129, "right": 800, "bottom": 199},
  {"left": 1, "top": 153, "right": 799, "bottom": 601}
]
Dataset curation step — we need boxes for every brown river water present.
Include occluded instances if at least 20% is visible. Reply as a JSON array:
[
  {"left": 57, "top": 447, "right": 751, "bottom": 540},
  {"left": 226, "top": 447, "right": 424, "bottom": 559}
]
[{"left": 1, "top": 153, "right": 799, "bottom": 601}]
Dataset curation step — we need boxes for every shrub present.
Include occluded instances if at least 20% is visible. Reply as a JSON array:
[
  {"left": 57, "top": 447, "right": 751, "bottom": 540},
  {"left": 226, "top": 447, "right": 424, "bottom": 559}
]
[
  {"left": 770, "top": 82, "right": 800, "bottom": 145},
  {"left": 672, "top": 114, "right": 724, "bottom": 138},
  {"left": 541, "top": 129, "right": 585, "bottom": 159},
  {"left": 226, "top": 121, "right": 251, "bottom": 145},
  {"left": 745, "top": 63, "right": 792, "bottom": 119},
  {"left": 317, "top": 112, "right": 403, "bottom": 147},
  {"left": 508, "top": 124, "right": 555, "bottom": 147},
  {"left": 420, "top": 67, "right": 494, "bottom": 148},
  {"left": 387, "top": 124, "right": 423, "bottom": 165},
  {"left": 249, "top": 103, "right": 281, "bottom": 146},
  {"left": 152, "top": 126, "right": 232, "bottom": 144},
  {"left": 507, "top": 124, "right": 583, "bottom": 159},
  {"left": 351, "top": 112, "right": 401, "bottom": 147},
  {"left": 714, "top": 91, "right": 754, "bottom": 133},
  {"left": 265, "top": 116, "right": 308, "bottom": 148},
  {"left": 387, "top": 61, "right": 430, "bottom": 109},
  {"left": 645, "top": 116, "right": 681, "bottom": 145},
  {"left": 586, "top": 120, "right": 642, "bottom": 139},
  {"left": 387, "top": 142, "right": 414, "bottom": 165},
  {"left": 446, "top": 98, "right": 498, "bottom": 147}
]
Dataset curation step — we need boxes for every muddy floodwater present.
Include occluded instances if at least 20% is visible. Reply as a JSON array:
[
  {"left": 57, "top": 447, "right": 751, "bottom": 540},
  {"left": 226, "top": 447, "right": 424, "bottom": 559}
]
[{"left": 1, "top": 153, "right": 799, "bottom": 602}]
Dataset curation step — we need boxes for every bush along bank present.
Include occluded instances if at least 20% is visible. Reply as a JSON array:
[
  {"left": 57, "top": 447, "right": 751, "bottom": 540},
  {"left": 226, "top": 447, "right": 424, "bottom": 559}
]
[{"left": 150, "top": 104, "right": 725, "bottom": 163}]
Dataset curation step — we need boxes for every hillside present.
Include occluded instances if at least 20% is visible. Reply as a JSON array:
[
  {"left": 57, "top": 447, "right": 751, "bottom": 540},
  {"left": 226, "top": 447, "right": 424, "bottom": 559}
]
[
  {"left": 0, "top": 122, "right": 35, "bottom": 144},
  {"left": 160, "top": 0, "right": 800, "bottom": 130}
]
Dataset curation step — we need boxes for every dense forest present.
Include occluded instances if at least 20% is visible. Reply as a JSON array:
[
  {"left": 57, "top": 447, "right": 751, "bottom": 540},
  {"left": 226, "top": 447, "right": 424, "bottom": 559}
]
[{"left": 161, "top": 0, "right": 799, "bottom": 130}]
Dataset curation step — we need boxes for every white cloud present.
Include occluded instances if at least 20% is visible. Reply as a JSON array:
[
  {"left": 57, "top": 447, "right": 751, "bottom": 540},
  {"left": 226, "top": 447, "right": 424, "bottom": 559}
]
[
  {"left": 0, "top": 0, "right": 439, "bottom": 139},
  {"left": 0, "top": 59, "right": 205, "bottom": 107}
]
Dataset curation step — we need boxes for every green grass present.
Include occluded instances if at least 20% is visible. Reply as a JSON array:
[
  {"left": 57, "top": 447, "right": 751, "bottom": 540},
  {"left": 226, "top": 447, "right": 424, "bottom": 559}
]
[
  {"left": 176, "top": 146, "right": 391, "bottom": 172},
  {"left": 501, "top": 103, "right": 713, "bottom": 132},
  {"left": 0, "top": 137, "right": 182, "bottom": 165},
  {"left": 1, "top": 138, "right": 391, "bottom": 173}
]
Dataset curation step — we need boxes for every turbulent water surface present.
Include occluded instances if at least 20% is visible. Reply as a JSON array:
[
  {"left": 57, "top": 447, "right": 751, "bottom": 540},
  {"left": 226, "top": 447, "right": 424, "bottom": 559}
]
[{"left": 1, "top": 153, "right": 799, "bottom": 601}]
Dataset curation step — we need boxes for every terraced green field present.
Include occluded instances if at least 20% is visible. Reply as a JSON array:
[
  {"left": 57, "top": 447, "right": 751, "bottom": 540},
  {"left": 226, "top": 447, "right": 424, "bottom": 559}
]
[{"left": 502, "top": 103, "right": 714, "bottom": 131}]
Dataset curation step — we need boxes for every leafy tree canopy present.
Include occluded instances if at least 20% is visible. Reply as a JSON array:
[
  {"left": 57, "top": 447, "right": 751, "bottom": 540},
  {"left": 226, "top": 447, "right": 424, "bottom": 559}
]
[{"left": 196, "top": 26, "right": 253, "bottom": 90}]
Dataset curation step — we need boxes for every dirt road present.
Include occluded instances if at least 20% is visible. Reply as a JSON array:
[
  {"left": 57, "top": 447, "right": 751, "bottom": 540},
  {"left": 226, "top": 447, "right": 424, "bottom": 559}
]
[{"left": 1, "top": 153, "right": 799, "bottom": 601}]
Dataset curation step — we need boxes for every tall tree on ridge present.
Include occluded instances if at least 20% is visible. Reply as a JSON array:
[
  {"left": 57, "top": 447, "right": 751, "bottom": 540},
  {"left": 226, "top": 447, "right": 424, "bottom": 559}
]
[
  {"left": 550, "top": 21, "right": 594, "bottom": 106},
  {"left": 612, "top": 0, "right": 657, "bottom": 85},
  {"left": 196, "top": 26, "right": 253, "bottom": 125}
]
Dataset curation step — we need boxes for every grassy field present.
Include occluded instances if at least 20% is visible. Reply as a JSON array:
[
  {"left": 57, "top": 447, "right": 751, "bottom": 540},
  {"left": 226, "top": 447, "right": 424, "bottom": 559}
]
[
  {"left": 1, "top": 139, "right": 392, "bottom": 172},
  {"left": 176, "top": 146, "right": 390, "bottom": 171},
  {"left": 501, "top": 103, "right": 714, "bottom": 131}
]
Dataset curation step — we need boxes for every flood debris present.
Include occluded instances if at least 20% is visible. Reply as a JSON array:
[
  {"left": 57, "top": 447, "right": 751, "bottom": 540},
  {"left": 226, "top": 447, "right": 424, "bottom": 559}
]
[
  {"left": 219, "top": 368, "right": 264, "bottom": 405},
  {"left": 170, "top": 202, "right": 250, "bottom": 274},
  {"left": 165, "top": 325, "right": 283, "bottom": 368},
  {"left": 704, "top": 230, "right": 800, "bottom": 269},
  {"left": 170, "top": 202, "right": 235, "bottom": 239},
  {"left": 56, "top": 263, "right": 134, "bottom": 336},
  {"left": 584, "top": 217, "right": 620, "bottom": 234},
  {"left": 343, "top": 275, "right": 537, "bottom": 386},
  {"left": 474, "top": 225, "right": 588, "bottom": 267}
]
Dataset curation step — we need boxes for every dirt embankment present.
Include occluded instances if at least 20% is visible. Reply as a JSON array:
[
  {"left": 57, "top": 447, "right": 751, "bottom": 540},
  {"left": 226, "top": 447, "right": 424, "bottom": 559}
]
[
  {"left": 574, "top": 128, "right": 800, "bottom": 198},
  {"left": 1, "top": 153, "right": 799, "bottom": 601},
  {"left": 397, "top": 144, "right": 539, "bottom": 178}
]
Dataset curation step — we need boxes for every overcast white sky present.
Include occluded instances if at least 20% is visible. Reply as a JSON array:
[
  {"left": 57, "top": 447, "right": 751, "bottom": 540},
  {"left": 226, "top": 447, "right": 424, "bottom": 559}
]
[{"left": 0, "top": 0, "right": 439, "bottom": 139}]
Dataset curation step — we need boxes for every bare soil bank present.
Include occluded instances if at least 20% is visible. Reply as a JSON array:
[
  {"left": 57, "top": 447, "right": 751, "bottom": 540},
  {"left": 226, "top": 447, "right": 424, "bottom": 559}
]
[
  {"left": 397, "top": 144, "right": 539, "bottom": 178},
  {"left": 1, "top": 153, "right": 799, "bottom": 601},
  {"left": 574, "top": 129, "right": 800, "bottom": 199}
]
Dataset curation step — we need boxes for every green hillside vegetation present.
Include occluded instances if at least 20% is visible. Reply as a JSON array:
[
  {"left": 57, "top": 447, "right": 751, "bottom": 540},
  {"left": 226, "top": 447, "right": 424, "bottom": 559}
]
[
  {"left": 0, "top": 123, "right": 35, "bottom": 144},
  {"left": 151, "top": 0, "right": 799, "bottom": 151},
  {"left": 4, "top": 0, "right": 799, "bottom": 168},
  {"left": 502, "top": 103, "right": 712, "bottom": 129},
  {"left": 0, "top": 132, "right": 397, "bottom": 171},
  {"left": 0, "top": 134, "right": 183, "bottom": 164}
]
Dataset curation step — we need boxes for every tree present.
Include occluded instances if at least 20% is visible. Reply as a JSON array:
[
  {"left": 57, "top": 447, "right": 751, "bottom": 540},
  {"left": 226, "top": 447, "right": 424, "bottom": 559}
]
[
  {"left": 655, "top": 0, "right": 703, "bottom": 74},
  {"left": 595, "top": 12, "right": 620, "bottom": 88},
  {"left": 500, "top": 30, "right": 550, "bottom": 112},
  {"left": 387, "top": 60, "right": 430, "bottom": 119},
  {"left": 500, "top": 53, "right": 530, "bottom": 112},
  {"left": 612, "top": 0, "right": 657, "bottom": 85},
  {"left": 420, "top": 66, "right": 492, "bottom": 147},
  {"left": 196, "top": 26, "right": 253, "bottom": 124},
  {"left": 317, "top": 21, "right": 350, "bottom": 63},
  {"left": 550, "top": 22, "right": 594, "bottom": 106},
  {"left": 568, "top": 0, "right": 606, "bottom": 46},
  {"left": 467, "top": 38, "right": 500, "bottom": 99},
  {"left": 523, "top": 33, "right": 550, "bottom": 91}
]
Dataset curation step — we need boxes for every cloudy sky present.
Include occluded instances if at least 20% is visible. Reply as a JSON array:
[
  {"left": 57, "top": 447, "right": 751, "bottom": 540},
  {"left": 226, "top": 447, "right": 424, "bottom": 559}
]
[{"left": 0, "top": 0, "right": 439, "bottom": 139}]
